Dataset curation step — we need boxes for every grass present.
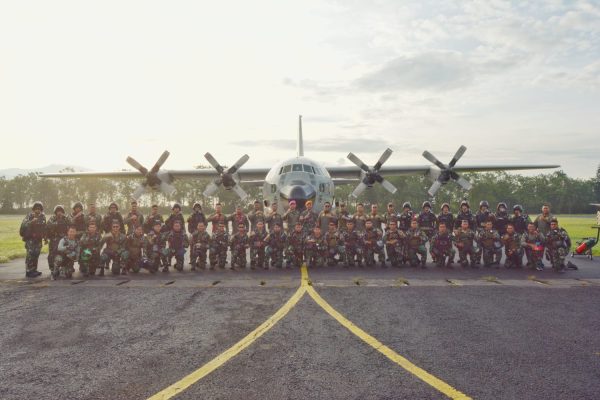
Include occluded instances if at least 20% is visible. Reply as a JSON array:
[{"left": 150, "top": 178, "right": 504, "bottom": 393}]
[{"left": 554, "top": 214, "right": 600, "bottom": 256}]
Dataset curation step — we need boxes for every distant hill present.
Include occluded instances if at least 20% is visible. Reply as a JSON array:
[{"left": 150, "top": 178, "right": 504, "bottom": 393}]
[{"left": 0, "top": 164, "right": 91, "bottom": 179}]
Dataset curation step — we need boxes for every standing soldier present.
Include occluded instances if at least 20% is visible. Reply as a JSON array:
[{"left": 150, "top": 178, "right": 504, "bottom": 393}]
[
  {"left": 336, "top": 202, "right": 351, "bottom": 233},
  {"left": 383, "top": 202, "right": 399, "bottom": 232},
  {"left": 383, "top": 221, "right": 405, "bottom": 267},
  {"left": 125, "top": 225, "right": 146, "bottom": 274},
  {"left": 265, "top": 223, "right": 287, "bottom": 268},
  {"left": 510, "top": 205, "right": 531, "bottom": 234},
  {"left": 299, "top": 200, "right": 318, "bottom": 234},
  {"left": 406, "top": 219, "right": 428, "bottom": 268},
  {"left": 207, "top": 203, "right": 227, "bottom": 234},
  {"left": 437, "top": 203, "right": 454, "bottom": 232},
  {"left": 454, "top": 200, "right": 476, "bottom": 230},
  {"left": 228, "top": 205, "right": 249, "bottom": 233},
  {"left": 84, "top": 202, "right": 103, "bottom": 230},
  {"left": 477, "top": 220, "right": 502, "bottom": 267},
  {"left": 324, "top": 221, "right": 344, "bottom": 266},
  {"left": 501, "top": 223, "right": 523, "bottom": 268},
  {"left": 317, "top": 201, "right": 337, "bottom": 233},
  {"left": 53, "top": 226, "right": 79, "bottom": 280},
  {"left": 190, "top": 221, "right": 211, "bottom": 270},
  {"left": 100, "top": 221, "right": 128, "bottom": 275},
  {"left": 283, "top": 200, "right": 300, "bottom": 232},
  {"left": 342, "top": 220, "right": 364, "bottom": 267},
  {"left": 248, "top": 200, "right": 266, "bottom": 232},
  {"left": 79, "top": 223, "right": 102, "bottom": 276},
  {"left": 363, "top": 219, "right": 385, "bottom": 267},
  {"left": 163, "top": 220, "right": 189, "bottom": 272},
  {"left": 304, "top": 226, "right": 327, "bottom": 268},
  {"left": 187, "top": 202, "right": 206, "bottom": 235},
  {"left": 164, "top": 203, "right": 185, "bottom": 232},
  {"left": 417, "top": 201, "right": 437, "bottom": 239},
  {"left": 545, "top": 218, "right": 570, "bottom": 273},
  {"left": 145, "top": 221, "right": 167, "bottom": 273},
  {"left": 430, "top": 222, "right": 455, "bottom": 268},
  {"left": 533, "top": 204, "right": 554, "bottom": 236},
  {"left": 265, "top": 202, "right": 283, "bottom": 233},
  {"left": 521, "top": 222, "right": 545, "bottom": 270},
  {"left": 249, "top": 220, "right": 269, "bottom": 269},
  {"left": 124, "top": 200, "right": 144, "bottom": 235},
  {"left": 70, "top": 202, "right": 87, "bottom": 239},
  {"left": 352, "top": 203, "right": 368, "bottom": 233},
  {"left": 454, "top": 220, "right": 478, "bottom": 268},
  {"left": 369, "top": 204, "right": 384, "bottom": 231},
  {"left": 286, "top": 222, "right": 305, "bottom": 268},
  {"left": 102, "top": 202, "right": 124, "bottom": 234},
  {"left": 144, "top": 204, "right": 164, "bottom": 234},
  {"left": 493, "top": 202, "right": 510, "bottom": 236},
  {"left": 46, "top": 205, "right": 69, "bottom": 273},
  {"left": 398, "top": 202, "right": 414, "bottom": 232},
  {"left": 209, "top": 222, "right": 229, "bottom": 269},
  {"left": 230, "top": 222, "right": 249, "bottom": 269},
  {"left": 476, "top": 201, "right": 494, "bottom": 232},
  {"left": 20, "top": 201, "right": 46, "bottom": 278}
]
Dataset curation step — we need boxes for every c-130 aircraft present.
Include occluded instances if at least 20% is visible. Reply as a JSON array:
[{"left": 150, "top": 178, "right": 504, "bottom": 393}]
[{"left": 42, "top": 116, "right": 559, "bottom": 213}]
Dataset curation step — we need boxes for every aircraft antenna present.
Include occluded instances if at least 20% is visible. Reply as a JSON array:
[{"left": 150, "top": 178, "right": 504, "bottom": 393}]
[{"left": 297, "top": 115, "right": 304, "bottom": 157}]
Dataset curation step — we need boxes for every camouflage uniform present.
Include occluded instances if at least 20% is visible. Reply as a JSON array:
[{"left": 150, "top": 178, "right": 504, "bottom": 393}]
[
  {"left": 300, "top": 209, "right": 318, "bottom": 235},
  {"left": 510, "top": 213, "right": 531, "bottom": 235},
  {"left": 102, "top": 211, "right": 125, "bottom": 234},
  {"left": 265, "top": 230, "right": 287, "bottom": 268},
  {"left": 285, "top": 230, "right": 305, "bottom": 267},
  {"left": 70, "top": 211, "right": 87, "bottom": 239},
  {"left": 317, "top": 210, "right": 337, "bottom": 233},
  {"left": 533, "top": 213, "right": 555, "bottom": 236},
  {"left": 453, "top": 228, "right": 478, "bottom": 267},
  {"left": 324, "top": 229, "right": 345, "bottom": 266},
  {"left": 207, "top": 212, "right": 227, "bottom": 234},
  {"left": 46, "top": 208, "right": 69, "bottom": 271},
  {"left": 352, "top": 213, "right": 368, "bottom": 233},
  {"left": 144, "top": 212, "right": 164, "bottom": 234},
  {"left": 163, "top": 230, "right": 189, "bottom": 272},
  {"left": 228, "top": 212, "right": 249, "bottom": 233},
  {"left": 187, "top": 210, "right": 206, "bottom": 234},
  {"left": 229, "top": 231, "right": 249, "bottom": 268},
  {"left": 383, "top": 229, "right": 405, "bottom": 267},
  {"left": 283, "top": 209, "right": 300, "bottom": 233},
  {"left": 362, "top": 227, "right": 384, "bottom": 267},
  {"left": 477, "top": 229, "right": 502, "bottom": 267},
  {"left": 475, "top": 209, "right": 494, "bottom": 233},
  {"left": 248, "top": 208, "right": 266, "bottom": 232},
  {"left": 164, "top": 212, "right": 185, "bottom": 233},
  {"left": 53, "top": 237, "right": 79, "bottom": 279},
  {"left": 100, "top": 232, "right": 128, "bottom": 275},
  {"left": 430, "top": 232, "right": 455, "bottom": 267},
  {"left": 124, "top": 211, "right": 145, "bottom": 235},
  {"left": 342, "top": 229, "right": 364, "bottom": 267},
  {"left": 145, "top": 229, "right": 167, "bottom": 272},
  {"left": 369, "top": 213, "right": 385, "bottom": 232},
  {"left": 125, "top": 232, "right": 146, "bottom": 273},
  {"left": 417, "top": 210, "right": 437, "bottom": 239},
  {"left": 84, "top": 212, "right": 103, "bottom": 230},
  {"left": 304, "top": 233, "right": 327, "bottom": 268},
  {"left": 454, "top": 210, "right": 476, "bottom": 230},
  {"left": 20, "top": 211, "right": 46, "bottom": 275},
  {"left": 209, "top": 230, "right": 229, "bottom": 268},
  {"left": 383, "top": 211, "right": 399, "bottom": 231},
  {"left": 78, "top": 231, "right": 102, "bottom": 275},
  {"left": 436, "top": 212, "right": 455, "bottom": 234},
  {"left": 398, "top": 211, "right": 414, "bottom": 232},
  {"left": 336, "top": 209, "right": 351, "bottom": 233},
  {"left": 406, "top": 227, "right": 428, "bottom": 267},
  {"left": 265, "top": 210, "right": 283, "bottom": 233},
  {"left": 501, "top": 232, "right": 523, "bottom": 268},
  {"left": 249, "top": 228, "right": 269, "bottom": 268},
  {"left": 521, "top": 231, "right": 545, "bottom": 268},
  {"left": 493, "top": 207, "right": 510, "bottom": 236},
  {"left": 545, "top": 228, "right": 569, "bottom": 272},
  {"left": 190, "top": 230, "right": 211, "bottom": 269}
]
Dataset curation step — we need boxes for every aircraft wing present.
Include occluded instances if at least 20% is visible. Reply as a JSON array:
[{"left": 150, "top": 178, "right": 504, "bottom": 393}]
[{"left": 40, "top": 168, "right": 269, "bottom": 181}]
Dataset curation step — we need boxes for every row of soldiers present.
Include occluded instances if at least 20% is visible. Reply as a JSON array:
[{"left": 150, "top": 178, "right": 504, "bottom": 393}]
[{"left": 19, "top": 198, "right": 571, "bottom": 277}]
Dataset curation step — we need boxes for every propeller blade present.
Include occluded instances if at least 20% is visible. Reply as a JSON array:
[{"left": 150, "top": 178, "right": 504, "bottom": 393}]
[
  {"left": 448, "top": 145, "right": 467, "bottom": 168},
  {"left": 159, "top": 181, "right": 177, "bottom": 196},
  {"left": 380, "top": 178, "right": 398, "bottom": 194},
  {"left": 232, "top": 184, "right": 248, "bottom": 200},
  {"left": 373, "top": 148, "right": 393, "bottom": 171},
  {"left": 132, "top": 184, "right": 147, "bottom": 200},
  {"left": 126, "top": 157, "right": 148, "bottom": 175},
  {"left": 455, "top": 175, "right": 472, "bottom": 191},
  {"left": 351, "top": 182, "right": 368, "bottom": 198},
  {"left": 422, "top": 150, "right": 447, "bottom": 170},
  {"left": 150, "top": 151, "right": 170, "bottom": 174},
  {"left": 203, "top": 181, "right": 220, "bottom": 197},
  {"left": 226, "top": 154, "right": 250, "bottom": 174},
  {"left": 204, "top": 152, "right": 224, "bottom": 174},
  {"left": 427, "top": 180, "right": 443, "bottom": 197},
  {"left": 347, "top": 153, "right": 371, "bottom": 173}
]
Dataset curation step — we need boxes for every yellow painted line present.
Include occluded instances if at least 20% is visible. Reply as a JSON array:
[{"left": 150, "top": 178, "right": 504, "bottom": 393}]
[
  {"left": 148, "top": 284, "right": 307, "bottom": 400},
  {"left": 303, "top": 266, "right": 471, "bottom": 400}
]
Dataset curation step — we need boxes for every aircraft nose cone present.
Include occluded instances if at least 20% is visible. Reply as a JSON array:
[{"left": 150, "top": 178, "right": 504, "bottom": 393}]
[{"left": 280, "top": 183, "right": 316, "bottom": 201}]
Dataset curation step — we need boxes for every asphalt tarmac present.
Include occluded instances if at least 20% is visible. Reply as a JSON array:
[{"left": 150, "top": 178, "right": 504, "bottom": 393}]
[{"left": 1, "top": 254, "right": 599, "bottom": 400}]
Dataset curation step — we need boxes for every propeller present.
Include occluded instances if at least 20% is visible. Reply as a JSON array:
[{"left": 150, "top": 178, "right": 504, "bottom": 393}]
[
  {"left": 422, "top": 145, "right": 473, "bottom": 197},
  {"left": 203, "top": 153, "right": 249, "bottom": 199},
  {"left": 347, "top": 148, "right": 398, "bottom": 198},
  {"left": 126, "top": 151, "right": 176, "bottom": 199}
]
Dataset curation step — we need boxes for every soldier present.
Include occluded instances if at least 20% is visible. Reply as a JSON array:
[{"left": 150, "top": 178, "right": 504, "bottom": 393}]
[
  {"left": 20, "top": 201, "right": 46, "bottom": 278},
  {"left": 383, "top": 202, "right": 399, "bottom": 231},
  {"left": 521, "top": 222, "right": 545, "bottom": 270},
  {"left": 207, "top": 203, "right": 227, "bottom": 234},
  {"left": 363, "top": 219, "right": 385, "bottom": 267},
  {"left": 230, "top": 222, "right": 249, "bottom": 269},
  {"left": 510, "top": 204, "right": 531, "bottom": 234},
  {"left": 317, "top": 201, "right": 337, "bottom": 233},
  {"left": 100, "top": 221, "right": 128, "bottom": 275},
  {"left": 46, "top": 205, "right": 69, "bottom": 272},
  {"left": 398, "top": 202, "right": 414, "bottom": 232},
  {"left": 283, "top": 200, "right": 300, "bottom": 232},
  {"left": 144, "top": 204, "right": 164, "bottom": 234},
  {"left": 101, "top": 202, "right": 124, "bottom": 234},
  {"left": 164, "top": 203, "right": 185, "bottom": 232},
  {"left": 163, "top": 220, "right": 189, "bottom": 272},
  {"left": 249, "top": 220, "right": 269, "bottom": 269},
  {"left": 453, "top": 220, "right": 478, "bottom": 268},
  {"left": 265, "top": 223, "right": 287, "bottom": 268},
  {"left": 190, "top": 221, "right": 211, "bottom": 270},
  {"left": 437, "top": 203, "right": 454, "bottom": 232},
  {"left": 299, "top": 200, "right": 318, "bottom": 234},
  {"left": 265, "top": 202, "right": 283, "bottom": 233},
  {"left": 352, "top": 203, "right": 368, "bottom": 233},
  {"left": 125, "top": 225, "right": 146, "bottom": 274},
  {"left": 369, "top": 204, "right": 384, "bottom": 231},
  {"left": 78, "top": 222, "right": 103, "bottom": 276},
  {"left": 493, "top": 202, "right": 510, "bottom": 236},
  {"left": 324, "top": 221, "right": 345, "bottom": 266},
  {"left": 228, "top": 205, "right": 249, "bottom": 233},
  {"left": 336, "top": 202, "right": 351, "bottom": 233},
  {"left": 342, "top": 219, "right": 364, "bottom": 267},
  {"left": 406, "top": 219, "right": 428, "bottom": 268},
  {"left": 502, "top": 223, "right": 523, "bottom": 268},
  {"left": 454, "top": 200, "right": 476, "bottom": 230},
  {"left": 286, "top": 222, "right": 305, "bottom": 268},
  {"left": 84, "top": 202, "right": 103, "bottom": 230},
  {"left": 417, "top": 201, "right": 437, "bottom": 239},
  {"left": 533, "top": 204, "right": 554, "bottom": 236},
  {"left": 145, "top": 221, "right": 167, "bottom": 273},
  {"left": 52, "top": 226, "right": 79, "bottom": 280},
  {"left": 383, "top": 221, "right": 405, "bottom": 267},
  {"left": 430, "top": 222, "right": 455, "bottom": 268},
  {"left": 124, "top": 200, "right": 144, "bottom": 235},
  {"left": 475, "top": 201, "right": 494, "bottom": 232},
  {"left": 248, "top": 200, "right": 266, "bottom": 232},
  {"left": 545, "top": 218, "right": 570, "bottom": 273},
  {"left": 70, "top": 201, "right": 87, "bottom": 238},
  {"left": 209, "top": 221, "right": 229, "bottom": 269},
  {"left": 187, "top": 202, "right": 206, "bottom": 235},
  {"left": 477, "top": 220, "right": 502, "bottom": 267},
  {"left": 304, "top": 226, "right": 327, "bottom": 268}
]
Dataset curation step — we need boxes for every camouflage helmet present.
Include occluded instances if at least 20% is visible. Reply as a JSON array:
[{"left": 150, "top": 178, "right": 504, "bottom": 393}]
[
  {"left": 422, "top": 201, "right": 432, "bottom": 209},
  {"left": 550, "top": 217, "right": 558, "bottom": 224},
  {"left": 192, "top": 202, "right": 202, "bottom": 210},
  {"left": 72, "top": 201, "right": 83, "bottom": 210},
  {"left": 441, "top": 202, "right": 450, "bottom": 211},
  {"left": 32, "top": 201, "right": 44, "bottom": 211},
  {"left": 402, "top": 202, "right": 412, "bottom": 210},
  {"left": 479, "top": 200, "right": 489, "bottom": 209},
  {"left": 172, "top": 203, "right": 181, "bottom": 210},
  {"left": 513, "top": 204, "right": 523, "bottom": 212},
  {"left": 497, "top": 202, "right": 507, "bottom": 211},
  {"left": 460, "top": 200, "right": 470, "bottom": 208},
  {"left": 108, "top": 202, "right": 118, "bottom": 210},
  {"left": 53, "top": 205, "right": 65, "bottom": 214}
]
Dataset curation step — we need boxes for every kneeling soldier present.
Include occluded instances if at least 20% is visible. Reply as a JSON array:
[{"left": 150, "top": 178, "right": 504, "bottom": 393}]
[
  {"left": 363, "top": 219, "right": 385, "bottom": 267},
  {"left": 265, "top": 223, "right": 286, "bottom": 268},
  {"left": 324, "top": 221, "right": 345, "bottom": 266},
  {"left": 286, "top": 222, "right": 305, "bottom": 268},
  {"left": 477, "top": 220, "right": 502, "bottom": 267},
  {"left": 47, "top": 205, "right": 69, "bottom": 272},
  {"left": 521, "top": 222, "right": 545, "bottom": 270},
  {"left": 190, "top": 222, "right": 211, "bottom": 270},
  {"left": 454, "top": 220, "right": 478, "bottom": 268},
  {"left": 342, "top": 220, "right": 364, "bottom": 267},
  {"left": 502, "top": 223, "right": 523, "bottom": 268},
  {"left": 100, "top": 221, "right": 128, "bottom": 276},
  {"left": 383, "top": 221, "right": 405, "bottom": 267},
  {"left": 545, "top": 218, "right": 570, "bottom": 273},
  {"left": 53, "top": 226, "right": 79, "bottom": 280},
  {"left": 304, "top": 226, "right": 327, "bottom": 268},
  {"left": 406, "top": 219, "right": 428, "bottom": 268},
  {"left": 125, "top": 225, "right": 146, "bottom": 274},
  {"left": 250, "top": 221, "right": 269, "bottom": 269},
  {"left": 430, "top": 222, "right": 455, "bottom": 268},
  {"left": 209, "top": 222, "right": 229, "bottom": 268},
  {"left": 163, "top": 221, "right": 189, "bottom": 272},
  {"left": 79, "top": 223, "right": 102, "bottom": 276},
  {"left": 230, "top": 223, "right": 249, "bottom": 268},
  {"left": 145, "top": 221, "right": 166, "bottom": 273}
]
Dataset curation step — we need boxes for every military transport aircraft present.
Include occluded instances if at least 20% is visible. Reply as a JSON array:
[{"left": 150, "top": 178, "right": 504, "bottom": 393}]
[{"left": 41, "top": 116, "right": 559, "bottom": 213}]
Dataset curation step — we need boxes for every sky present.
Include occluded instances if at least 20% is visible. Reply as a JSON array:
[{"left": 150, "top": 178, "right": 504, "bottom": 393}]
[{"left": 0, "top": 0, "right": 599, "bottom": 178}]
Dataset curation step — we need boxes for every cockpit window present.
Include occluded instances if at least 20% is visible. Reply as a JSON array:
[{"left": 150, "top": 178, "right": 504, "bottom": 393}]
[
  {"left": 282, "top": 165, "right": 292, "bottom": 174},
  {"left": 303, "top": 164, "right": 313, "bottom": 173},
  {"left": 292, "top": 164, "right": 302, "bottom": 172}
]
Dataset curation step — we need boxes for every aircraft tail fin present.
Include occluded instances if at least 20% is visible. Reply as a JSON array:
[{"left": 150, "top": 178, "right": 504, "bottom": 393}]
[{"left": 297, "top": 115, "right": 304, "bottom": 157}]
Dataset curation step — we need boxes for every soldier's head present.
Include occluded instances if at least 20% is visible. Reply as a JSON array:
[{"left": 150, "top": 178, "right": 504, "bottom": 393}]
[
  {"left": 422, "top": 201, "right": 431, "bottom": 211},
  {"left": 438, "top": 222, "right": 447, "bottom": 234},
  {"left": 328, "top": 221, "right": 336, "bottom": 232},
  {"left": 67, "top": 226, "right": 77, "bottom": 240},
  {"left": 387, "top": 202, "right": 395, "bottom": 212},
  {"left": 479, "top": 200, "right": 489, "bottom": 211},
  {"left": 461, "top": 220, "right": 469, "bottom": 230},
  {"left": 72, "top": 202, "right": 83, "bottom": 214},
  {"left": 313, "top": 226, "right": 321, "bottom": 236},
  {"left": 88, "top": 222, "right": 97, "bottom": 234},
  {"left": 135, "top": 225, "right": 143, "bottom": 236},
  {"left": 294, "top": 222, "right": 303, "bottom": 233},
  {"left": 497, "top": 202, "right": 507, "bottom": 213},
  {"left": 193, "top": 202, "right": 202, "bottom": 212},
  {"left": 254, "top": 200, "right": 261, "bottom": 211},
  {"left": 402, "top": 202, "right": 412, "bottom": 211},
  {"left": 441, "top": 203, "right": 450, "bottom": 214},
  {"left": 256, "top": 221, "right": 265, "bottom": 231},
  {"left": 197, "top": 221, "right": 206, "bottom": 232},
  {"left": 153, "top": 221, "right": 162, "bottom": 233},
  {"left": 88, "top": 202, "right": 97, "bottom": 214},
  {"left": 506, "top": 223, "right": 515, "bottom": 234},
  {"left": 346, "top": 220, "right": 355, "bottom": 231},
  {"left": 410, "top": 219, "right": 418, "bottom": 229},
  {"left": 542, "top": 204, "right": 550, "bottom": 215},
  {"left": 306, "top": 200, "right": 313, "bottom": 210},
  {"left": 130, "top": 200, "right": 138, "bottom": 212},
  {"left": 172, "top": 203, "right": 181, "bottom": 214},
  {"left": 237, "top": 222, "right": 246, "bottom": 233},
  {"left": 485, "top": 220, "right": 493, "bottom": 230},
  {"left": 151, "top": 204, "right": 159, "bottom": 214},
  {"left": 340, "top": 202, "right": 346, "bottom": 211},
  {"left": 324, "top": 201, "right": 331, "bottom": 211},
  {"left": 109, "top": 202, "right": 118, "bottom": 214},
  {"left": 54, "top": 205, "right": 65, "bottom": 217},
  {"left": 111, "top": 221, "right": 121, "bottom": 234},
  {"left": 371, "top": 204, "right": 378, "bottom": 214},
  {"left": 513, "top": 204, "right": 523, "bottom": 216},
  {"left": 215, "top": 203, "right": 223, "bottom": 213},
  {"left": 460, "top": 201, "right": 469, "bottom": 212},
  {"left": 235, "top": 205, "right": 243, "bottom": 215},
  {"left": 550, "top": 218, "right": 558, "bottom": 230},
  {"left": 218, "top": 221, "right": 225, "bottom": 232},
  {"left": 271, "top": 202, "right": 278, "bottom": 211},
  {"left": 527, "top": 222, "right": 536, "bottom": 233},
  {"left": 289, "top": 200, "right": 296, "bottom": 210},
  {"left": 130, "top": 214, "right": 138, "bottom": 223},
  {"left": 273, "top": 223, "right": 282, "bottom": 233},
  {"left": 173, "top": 221, "right": 182, "bottom": 232},
  {"left": 389, "top": 221, "right": 398, "bottom": 231},
  {"left": 365, "top": 219, "right": 373, "bottom": 230},
  {"left": 356, "top": 203, "right": 364, "bottom": 213}
]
